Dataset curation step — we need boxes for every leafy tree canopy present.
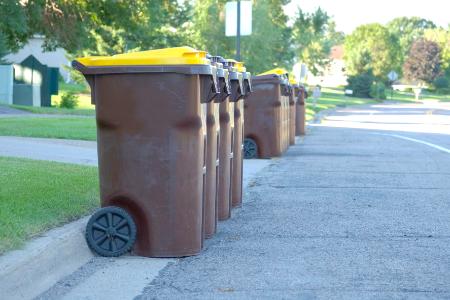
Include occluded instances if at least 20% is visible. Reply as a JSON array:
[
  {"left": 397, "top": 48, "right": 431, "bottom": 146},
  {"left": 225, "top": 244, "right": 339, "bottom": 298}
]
[
  {"left": 0, "top": 0, "right": 190, "bottom": 57},
  {"left": 190, "top": 0, "right": 294, "bottom": 74},
  {"left": 387, "top": 17, "right": 436, "bottom": 59},
  {"left": 403, "top": 38, "right": 442, "bottom": 84},
  {"left": 0, "top": 1, "right": 34, "bottom": 58},
  {"left": 240, "top": 0, "right": 294, "bottom": 73},
  {"left": 423, "top": 28, "right": 450, "bottom": 76},
  {"left": 344, "top": 23, "right": 402, "bottom": 80},
  {"left": 291, "top": 7, "right": 344, "bottom": 75},
  {"left": 189, "top": 0, "right": 234, "bottom": 60}
]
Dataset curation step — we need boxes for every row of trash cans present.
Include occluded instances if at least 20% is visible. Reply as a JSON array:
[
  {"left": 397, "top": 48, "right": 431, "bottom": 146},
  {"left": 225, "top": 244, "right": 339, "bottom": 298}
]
[
  {"left": 73, "top": 46, "right": 306, "bottom": 258},
  {"left": 243, "top": 68, "right": 307, "bottom": 159}
]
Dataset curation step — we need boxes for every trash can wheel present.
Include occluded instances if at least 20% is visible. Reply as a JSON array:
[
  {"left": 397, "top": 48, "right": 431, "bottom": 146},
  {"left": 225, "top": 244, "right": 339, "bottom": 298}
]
[
  {"left": 86, "top": 206, "right": 137, "bottom": 257},
  {"left": 244, "top": 138, "right": 258, "bottom": 159}
]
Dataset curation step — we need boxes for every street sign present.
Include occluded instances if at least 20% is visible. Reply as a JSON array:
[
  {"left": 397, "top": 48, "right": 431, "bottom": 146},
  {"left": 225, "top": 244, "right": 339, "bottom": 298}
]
[
  {"left": 300, "top": 64, "right": 308, "bottom": 81},
  {"left": 388, "top": 70, "right": 398, "bottom": 82},
  {"left": 225, "top": 1, "right": 252, "bottom": 36}
]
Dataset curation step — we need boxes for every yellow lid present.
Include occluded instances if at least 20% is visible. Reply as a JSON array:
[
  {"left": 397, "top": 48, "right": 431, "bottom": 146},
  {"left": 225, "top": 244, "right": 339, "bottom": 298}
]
[
  {"left": 76, "top": 46, "right": 210, "bottom": 67},
  {"left": 258, "top": 68, "right": 289, "bottom": 76},
  {"left": 289, "top": 78, "right": 298, "bottom": 85},
  {"left": 226, "top": 59, "right": 247, "bottom": 72}
]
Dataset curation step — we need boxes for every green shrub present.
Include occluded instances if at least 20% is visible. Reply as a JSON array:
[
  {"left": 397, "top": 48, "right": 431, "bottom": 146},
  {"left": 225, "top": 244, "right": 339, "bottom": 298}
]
[
  {"left": 433, "top": 76, "right": 450, "bottom": 89},
  {"left": 404, "top": 87, "right": 414, "bottom": 93},
  {"left": 346, "top": 72, "right": 374, "bottom": 98},
  {"left": 370, "top": 82, "right": 387, "bottom": 100},
  {"left": 59, "top": 92, "right": 79, "bottom": 109},
  {"left": 64, "top": 64, "right": 90, "bottom": 87},
  {"left": 436, "top": 88, "right": 450, "bottom": 95}
]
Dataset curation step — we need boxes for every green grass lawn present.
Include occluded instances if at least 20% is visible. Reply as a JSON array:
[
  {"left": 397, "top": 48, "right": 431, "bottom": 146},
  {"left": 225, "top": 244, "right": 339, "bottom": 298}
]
[
  {"left": 0, "top": 117, "right": 97, "bottom": 141},
  {"left": 11, "top": 81, "right": 95, "bottom": 116},
  {"left": 304, "top": 88, "right": 450, "bottom": 121},
  {"left": 0, "top": 156, "right": 99, "bottom": 254},
  {"left": 10, "top": 104, "right": 95, "bottom": 116},
  {"left": 305, "top": 88, "right": 378, "bottom": 121},
  {"left": 58, "top": 81, "right": 90, "bottom": 94},
  {"left": 383, "top": 89, "right": 450, "bottom": 103},
  {"left": 51, "top": 93, "right": 93, "bottom": 110},
  {"left": 2, "top": 87, "right": 448, "bottom": 141}
]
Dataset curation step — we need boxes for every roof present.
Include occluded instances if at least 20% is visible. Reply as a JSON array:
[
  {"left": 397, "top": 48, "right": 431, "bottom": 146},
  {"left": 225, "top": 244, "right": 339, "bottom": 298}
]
[{"left": 330, "top": 45, "right": 344, "bottom": 60}]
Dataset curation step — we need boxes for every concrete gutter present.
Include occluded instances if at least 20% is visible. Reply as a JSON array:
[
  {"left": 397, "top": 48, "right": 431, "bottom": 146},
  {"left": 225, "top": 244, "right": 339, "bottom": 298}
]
[{"left": 0, "top": 217, "right": 93, "bottom": 300}]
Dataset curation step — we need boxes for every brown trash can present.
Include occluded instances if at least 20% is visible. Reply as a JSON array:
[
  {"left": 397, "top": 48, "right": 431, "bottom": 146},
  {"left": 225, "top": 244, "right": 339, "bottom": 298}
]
[
  {"left": 213, "top": 57, "right": 240, "bottom": 221},
  {"left": 73, "top": 47, "right": 218, "bottom": 258},
  {"left": 289, "top": 79, "right": 298, "bottom": 145},
  {"left": 282, "top": 84, "right": 290, "bottom": 150},
  {"left": 244, "top": 68, "right": 290, "bottom": 159},
  {"left": 203, "top": 59, "right": 230, "bottom": 238},
  {"left": 227, "top": 60, "right": 252, "bottom": 208},
  {"left": 295, "top": 85, "right": 307, "bottom": 136}
]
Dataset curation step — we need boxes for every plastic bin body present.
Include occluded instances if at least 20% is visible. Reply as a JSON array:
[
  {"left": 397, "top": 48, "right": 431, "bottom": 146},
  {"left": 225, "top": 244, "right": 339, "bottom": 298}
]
[
  {"left": 217, "top": 98, "right": 234, "bottom": 220},
  {"left": 231, "top": 99, "right": 243, "bottom": 205},
  {"left": 295, "top": 85, "right": 306, "bottom": 136},
  {"left": 216, "top": 59, "right": 244, "bottom": 220},
  {"left": 204, "top": 64, "right": 229, "bottom": 238},
  {"left": 282, "top": 91, "right": 290, "bottom": 150},
  {"left": 283, "top": 83, "right": 291, "bottom": 150},
  {"left": 289, "top": 83, "right": 298, "bottom": 145},
  {"left": 231, "top": 71, "right": 251, "bottom": 207},
  {"left": 204, "top": 101, "right": 220, "bottom": 238},
  {"left": 258, "top": 69, "right": 290, "bottom": 154},
  {"left": 94, "top": 73, "right": 208, "bottom": 257},
  {"left": 244, "top": 74, "right": 286, "bottom": 158},
  {"left": 73, "top": 47, "right": 216, "bottom": 257}
]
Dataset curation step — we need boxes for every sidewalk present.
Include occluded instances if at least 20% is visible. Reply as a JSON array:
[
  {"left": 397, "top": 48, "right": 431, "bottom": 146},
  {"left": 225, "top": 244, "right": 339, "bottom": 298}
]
[
  {"left": 0, "top": 136, "right": 97, "bottom": 165},
  {"left": 132, "top": 102, "right": 450, "bottom": 299}
]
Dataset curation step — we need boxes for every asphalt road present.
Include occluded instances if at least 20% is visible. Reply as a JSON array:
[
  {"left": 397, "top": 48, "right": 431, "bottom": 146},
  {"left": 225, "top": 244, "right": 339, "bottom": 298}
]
[{"left": 12, "top": 101, "right": 450, "bottom": 299}]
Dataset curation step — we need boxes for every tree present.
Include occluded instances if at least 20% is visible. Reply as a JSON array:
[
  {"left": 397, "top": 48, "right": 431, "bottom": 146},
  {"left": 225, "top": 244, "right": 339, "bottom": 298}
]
[
  {"left": 0, "top": 1, "right": 35, "bottom": 59},
  {"left": 403, "top": 38, "right": 441, "bottom": 84},
  {"left": 291, "top": 7, "right": 344, "bottom": 75},
  {"left": 240, "top": 0, "right": 293, "bottom": 73},
  {"left": 76, "top": 0, "right": 191, "bottom": 56},
  {"left": 190, "top": 0, "right": 293, "bottom": 74},
  {"left": 1, "top": 0, "right": 342, "bottom": 76},
  {"left": 423, "top": 28, "right": 450, "bottom": 76},
  {"left": 346, "top": 72, "right": 374, "bottom": 98},
  {"left": 0, "top": 0, "right": 191, "bottom": 59},
  {"left": 387, "top": 17, "right": 436, "bottom": 59},
  {"left": 190, "top": 0, "right": 234, "bottom": 58},
  {"left": 344, "top": 23, "right": 402, "bottom": 79}
]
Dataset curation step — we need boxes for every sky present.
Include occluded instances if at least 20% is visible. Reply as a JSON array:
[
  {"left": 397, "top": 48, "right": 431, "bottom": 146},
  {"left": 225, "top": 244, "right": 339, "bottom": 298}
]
[{"left": 285, "top": 0, "right": 450, "bottom": 33}]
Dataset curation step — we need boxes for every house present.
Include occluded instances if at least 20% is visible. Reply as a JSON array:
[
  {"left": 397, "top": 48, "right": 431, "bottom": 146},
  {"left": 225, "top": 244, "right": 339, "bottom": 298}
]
[
  {"left": 306, "top": 45, "right": 347, "bottom": 87},
  {"left": 4, "top": 35, "right": 70, "bottom": 81}
]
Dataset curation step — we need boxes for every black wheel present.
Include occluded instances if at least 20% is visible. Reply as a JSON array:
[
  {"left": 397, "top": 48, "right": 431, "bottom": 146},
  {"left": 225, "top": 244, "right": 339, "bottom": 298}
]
[
  {"left": 243, "top": 138, "right": 258, "bottom": 159},
  {"left": 86, "top": 206, "right": 137, "bottom": 257}
]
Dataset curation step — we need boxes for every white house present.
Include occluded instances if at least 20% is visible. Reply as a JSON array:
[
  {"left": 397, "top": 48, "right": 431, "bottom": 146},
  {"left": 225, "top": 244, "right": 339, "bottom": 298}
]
[
  {"left": 4, "top": 35, "right": 70, "bottom": 81},
  {"left": 306, "top": 45, "right": 348, "bottom": 87}
]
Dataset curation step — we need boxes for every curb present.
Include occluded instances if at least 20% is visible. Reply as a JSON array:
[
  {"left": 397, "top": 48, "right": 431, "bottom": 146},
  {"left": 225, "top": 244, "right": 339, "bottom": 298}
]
[
  {"left": 0, "top": 159, "right": 274, "bottom": 300},
  {"left": 0, "top": 217, "right": 94, "bottom": 300},
  {"left": 310, "top": 107, "right": 336, "bottom": 124},
  {"left": 308, "top": 101, "right": 386, "bottom": 126}
]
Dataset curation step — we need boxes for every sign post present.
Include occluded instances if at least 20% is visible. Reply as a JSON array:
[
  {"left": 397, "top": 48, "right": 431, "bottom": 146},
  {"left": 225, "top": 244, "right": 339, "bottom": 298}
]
[
  {"left": 226, "top": 1, "right": 252, "bottom": 61},
  {"left": 387, "top": 70, "right": 398, "bottom": 100},
  {"left": 236, "top": 0, "right": 241, "bottom": 61}
]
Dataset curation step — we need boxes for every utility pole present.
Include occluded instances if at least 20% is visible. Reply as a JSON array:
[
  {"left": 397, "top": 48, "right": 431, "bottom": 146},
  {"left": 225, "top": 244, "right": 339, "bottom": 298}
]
[{"left": 236, "top": 0, "right": 241, "bottom": 61}]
